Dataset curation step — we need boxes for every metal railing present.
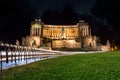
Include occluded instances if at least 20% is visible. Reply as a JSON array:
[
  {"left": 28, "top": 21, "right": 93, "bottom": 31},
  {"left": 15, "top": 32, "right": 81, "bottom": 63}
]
[{"left": 0, "top": 42, "right": 60, "bottom": 71}]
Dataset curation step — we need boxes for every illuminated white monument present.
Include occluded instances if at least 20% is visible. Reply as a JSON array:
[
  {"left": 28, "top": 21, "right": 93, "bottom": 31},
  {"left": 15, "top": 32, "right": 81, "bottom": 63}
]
[{"left": 22, "top": 19, "right": 110, "bottom": 51}]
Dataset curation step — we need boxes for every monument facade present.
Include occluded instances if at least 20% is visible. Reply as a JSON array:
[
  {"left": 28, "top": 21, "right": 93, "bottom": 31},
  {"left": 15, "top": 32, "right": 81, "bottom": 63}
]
[{"left": 22, "top": 19, "right": 98, "bottom": 50}]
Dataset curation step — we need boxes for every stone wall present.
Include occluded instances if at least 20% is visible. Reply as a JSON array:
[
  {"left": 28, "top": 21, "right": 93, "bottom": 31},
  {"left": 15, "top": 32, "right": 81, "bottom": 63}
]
[{"left": 52, "top": 40, "right": 81, "bottom": 49}]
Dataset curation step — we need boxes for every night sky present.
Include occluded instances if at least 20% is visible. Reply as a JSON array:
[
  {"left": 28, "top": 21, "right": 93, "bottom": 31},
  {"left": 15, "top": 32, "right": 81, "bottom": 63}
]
[{"left": 0, "top": 0, "right": 120, "bottom": 45}]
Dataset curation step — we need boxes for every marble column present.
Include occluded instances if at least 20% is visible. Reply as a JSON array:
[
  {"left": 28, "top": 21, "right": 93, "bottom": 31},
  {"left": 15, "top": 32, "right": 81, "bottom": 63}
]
[
  {"left": 82, "top": 28, "right": 84, "bottom": 36},
  {"left": 89, "top": 28, "right": 91, "bottom": 36},
  {"left": 83, "top": 28, "right": 85, "bottom": 36},
  {"left": 37, "top": 28, "right": 39, "bottom": 36},
  {"left": 87, "top": 27, "right": 89, "bottom": 36},
  {"left": 38, "top": 28, "right": 40, "bottom": 36},
  {"left": 35, "top": 28, "right": 37, "bottom": 36},
  {"left": 85, "top": 27, "right": 87, "bottom": 36},
  {"left": 37, "top": 28, "right": 38, "bottom": 36},
  {"left": 34, "top": 28, "right": 36, "bottom": 36}
]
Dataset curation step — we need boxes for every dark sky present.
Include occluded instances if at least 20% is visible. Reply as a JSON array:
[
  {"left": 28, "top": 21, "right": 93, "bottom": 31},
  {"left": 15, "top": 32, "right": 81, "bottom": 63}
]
[{"left": 0, "top": 0, "right": 120, "bottom": 45}]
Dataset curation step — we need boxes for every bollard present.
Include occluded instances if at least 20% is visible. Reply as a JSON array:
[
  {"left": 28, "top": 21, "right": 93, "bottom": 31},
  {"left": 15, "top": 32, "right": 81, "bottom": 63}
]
[
  {"left": 34, "top": 49, "right": 36, "bottom": 61},
  {"left": 24, "top": 47, "right": 26, "bottom": 61},
  {"left": 39, "top": 50, "right": 41, "bottom": 59},
  {"left": 5, "top": 45, "right": 9, "bottom": 63},
  {"left": 15, "top": 46, "right": 17, "bottom": 66},
  {"left": 0, "top": 42, "right": 3, "bottom": 71},
  {"left": 11, "top": 51, "right": 13, "bottom": 63},
  {"left": 25, "top": 47, "right": 27, "bottom": 64},
  {"left": 10, "top": 47, "right": 13, "bottom": 63},
  {"left": 30, "top": 49, "right": 32, "bottom": 59},
  {"left": 18, "top": 47, "right": 20, "bottom": 62},
  {"left": 12, "top": 47, "right": 15, "bottom": 63},
  {"left": 20, "top": 47, "right": 22, "bottom": 61},
  {"left": 10, "top": 45, "right": 13, "bottom": 63},
  {"left": 32, "top": 49, "right": 34, "bottom": 59},
  {"left": 0, "top": 51, "right": 2, "bottom": 71}
]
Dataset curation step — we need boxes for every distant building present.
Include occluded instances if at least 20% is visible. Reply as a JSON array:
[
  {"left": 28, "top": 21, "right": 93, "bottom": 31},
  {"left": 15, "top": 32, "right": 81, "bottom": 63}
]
[{"left": 22, "top": 19, "right": 110, "bottom": 51}]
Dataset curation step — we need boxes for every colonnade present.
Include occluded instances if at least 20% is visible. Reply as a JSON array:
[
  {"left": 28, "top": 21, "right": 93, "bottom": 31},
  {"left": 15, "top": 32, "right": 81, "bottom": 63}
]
[
  {"left": 80, "top": 27, "right": 91, "bottom": 37},
  {"left": 30, "top": 28, "right": 41, "bottom": 36}
]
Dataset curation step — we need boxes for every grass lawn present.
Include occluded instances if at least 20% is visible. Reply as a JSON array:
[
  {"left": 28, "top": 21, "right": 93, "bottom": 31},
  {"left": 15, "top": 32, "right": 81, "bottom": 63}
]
[{"left": 1, "top": 51, "right": 120, "bottom": 80}]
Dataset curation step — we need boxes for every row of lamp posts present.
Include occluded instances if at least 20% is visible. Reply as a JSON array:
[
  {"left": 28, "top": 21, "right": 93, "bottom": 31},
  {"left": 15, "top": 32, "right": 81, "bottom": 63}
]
[{"left": 0, "top": 42, "right": 40, "bottom": 71}]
